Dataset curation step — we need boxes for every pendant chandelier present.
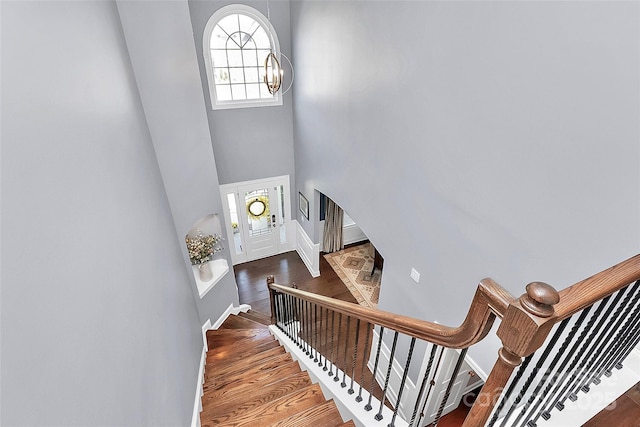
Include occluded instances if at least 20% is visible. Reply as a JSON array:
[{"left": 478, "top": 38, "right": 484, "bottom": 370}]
[
  {"left": 263, "top": 0, "right": 293, "bottom": 95},
  {"left": 264, "top": 52, "right": 283, "bottom": 95}
]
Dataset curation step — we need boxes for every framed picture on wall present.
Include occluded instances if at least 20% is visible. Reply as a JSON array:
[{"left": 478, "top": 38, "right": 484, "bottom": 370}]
[{"left": 299, "top": 192, "right": 309, "bottom": 220}]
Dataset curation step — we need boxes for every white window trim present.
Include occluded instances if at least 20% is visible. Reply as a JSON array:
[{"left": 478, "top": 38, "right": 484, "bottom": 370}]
[{"left": 203, "top": 4, "right": 283, "bottom": 110}]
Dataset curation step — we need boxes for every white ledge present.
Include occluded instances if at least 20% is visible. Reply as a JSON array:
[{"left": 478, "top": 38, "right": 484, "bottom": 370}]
[{"left": 193, "top": 258, "right": 229, "bottom": 298}]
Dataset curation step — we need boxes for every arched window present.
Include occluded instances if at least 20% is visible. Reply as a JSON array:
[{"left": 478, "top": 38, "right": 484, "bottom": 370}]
[{"left": 203, "top": 5, "right": 282, "bottom": 110}]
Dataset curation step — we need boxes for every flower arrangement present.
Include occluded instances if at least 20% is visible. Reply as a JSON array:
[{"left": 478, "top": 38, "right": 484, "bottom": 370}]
[{"left": 185, "top": 230, "right": 223, "bottom": 265}]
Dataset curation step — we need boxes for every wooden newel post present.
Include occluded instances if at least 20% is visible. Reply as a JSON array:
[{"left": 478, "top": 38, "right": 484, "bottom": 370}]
[
  {"left": 267, "top": 275, "right": 276, "bottom": 325},
  {"left": 463, "top": 282, "right": 560, "bottom": 426}
]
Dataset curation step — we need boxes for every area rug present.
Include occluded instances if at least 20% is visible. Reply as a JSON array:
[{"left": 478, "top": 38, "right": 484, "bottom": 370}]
[{"left": 324, "top": 243, "right": 381, "bottom": 308}]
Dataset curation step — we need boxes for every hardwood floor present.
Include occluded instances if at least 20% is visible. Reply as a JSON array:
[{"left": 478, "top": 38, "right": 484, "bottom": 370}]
[
  {"left": 234, "top": 250, "right": 357, "bottom": 317},
  {"left": 233, "top": 250, "right": 640, "bottom": 426},
  {"left": 583, "top": 382, "right": 640, "bottom": 427}
]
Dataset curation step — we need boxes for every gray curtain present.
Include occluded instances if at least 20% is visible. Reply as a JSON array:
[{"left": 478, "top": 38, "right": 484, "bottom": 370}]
[{"left": 323, "top": 198, "right": 344, "bottom": 253}]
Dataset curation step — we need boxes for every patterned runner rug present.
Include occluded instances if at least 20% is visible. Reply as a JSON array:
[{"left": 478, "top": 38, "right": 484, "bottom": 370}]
[{"left": 324, "top": 242, "right": 381, "bottom": 308}]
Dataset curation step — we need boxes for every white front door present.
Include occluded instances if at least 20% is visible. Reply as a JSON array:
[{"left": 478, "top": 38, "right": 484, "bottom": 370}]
[{"left": 220, "top": 176, "right": 292, "bottom": 265}]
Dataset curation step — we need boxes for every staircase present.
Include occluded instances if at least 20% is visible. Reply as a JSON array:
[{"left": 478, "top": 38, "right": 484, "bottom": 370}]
[{"left": 200, "top": 311, "right": 355, "bottom": 427}]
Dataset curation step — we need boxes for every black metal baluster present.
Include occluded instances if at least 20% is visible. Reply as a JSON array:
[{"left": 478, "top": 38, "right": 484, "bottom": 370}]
[
  {"left": 585, "top": 282, "right": 640, "bottom": 384},
  {"left": 535, "top": 297, "right": 610, "bottom": 423},
  {"left": 574, "top": 283, "right": 640, "bottom": 395},
  {"left": 308, "top": 301, "right": 314, "bottom": 359},
  {"left": 308, "top": 302, "right": 314, "bottom": 359},
  {"left": 356, "top": 322, "right": 372, "bottom": 403},
  {"left": 319, "top": 306, "right": 326, "bottom": 368},
  {"left": 388, "top": 337, "right": 416, "bottom": 427},
  {"left": 334, "top": 313, "right": 343, "bottom": 382},
  {"left": 314, "top": 304, "right": 319, "bottom": 363},
  {"left": 295, "top": 297, "right": 302, "bottom": 348},
  {"left": 518, "top": 309, "right": 591, "bottom": 427},
  {"left": 273, "top": 293, "right": 278, "bottom": 328},
  {"left": 349, "top": 319, "right": 361, "bottom": 395},
  {"left": 294, "top": 296, "right": 300, "bottom": 348},
  {"left": 279, "top": 294, "right": 285, "bottom": 334},
  {"left": 329, "top": 310, "right": 336, "bottom": 377},
  {"left": 289, "top": 294, "right": 295, "bottom": 339},
  {"left": 601, "top": 303, "right": 640, "bottom": 377},
  {"left": 556, "top": 289, "right": 626, "bottom": 411},
  {"left": 301, "top": 300, "right": 307, "bottom": 353},
  {"left": 285, "top": 294, "right": 293, "bottom": 339},
  {"left": 433, "top": 348, "right": 468, "bottom": 427},
  {"left": 409, "top": 343, "right": 439, "bottom": 427},
  {"left": 303, "top": 300, "right": 308, "bottom": 355},
  {"left": 612, "top": 317, "right": 640, "bottom": 369},
  {"left": 278, "top": 293, "right": 285, "bottom": 329},
  {"left": 300, "top": 298, "right": 307, "bottom": 351},
  {"left": 375, "top": 331, "right": 399, "bottom": 421},
  {"left": 323, "top": 308, "right": 329, "bottom": 371},
  {"left": 304, "top": 301, "right": 313, "bottom": 359},
  {"left": 365, "top": 325, "right": 385, "bottom": 411},
  {"left": 341, "top": 316, "right": 351, "bottom": 388}
]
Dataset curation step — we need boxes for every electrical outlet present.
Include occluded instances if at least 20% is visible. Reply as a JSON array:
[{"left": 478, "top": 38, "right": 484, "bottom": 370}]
[{"left": 410, "top": 268, "right": 420, "bottom": 283}]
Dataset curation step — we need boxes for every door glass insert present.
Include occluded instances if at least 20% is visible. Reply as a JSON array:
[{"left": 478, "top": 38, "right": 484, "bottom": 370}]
[
  {"left": 226, "top": 193, "right": 243, "bottom": 255},
  {"left": 244, "top": 188, "right": 272, "bottom": 237},
  {"left": 277, "top": 185, "right": 286, "bottom": 244}
]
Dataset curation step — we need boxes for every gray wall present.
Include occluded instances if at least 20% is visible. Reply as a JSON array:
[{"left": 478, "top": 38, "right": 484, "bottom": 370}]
[
  {"left": 1, "top": 1, "right": 202, "bottom": 425},
  {"left": 188, "top": 0, "right": 295, "bottom": 187},
  {"left": 291, "top": 1, "right": 640, "bottom": 372},
  {"left": 117, "top": 0, "right": 239, "bottom": 326}
]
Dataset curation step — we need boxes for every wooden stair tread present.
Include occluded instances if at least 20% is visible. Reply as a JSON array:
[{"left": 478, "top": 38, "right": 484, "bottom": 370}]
[
  {"left": 206, "top": 338, "right": 280, "bottom": 364},
  {"left": 339, "top": 421, "right": 356, "bottom": 426},
  {"left": 202, "top": 384, "right": 326, "bottom": 427},
  {"left": 207, "top": 330, "right": 273, "bottom": 351},
  {"left": 206, "top": 334, "right": 278, "bottom": 360},
  {"left": 201, "top": 371, "right": 312, "bottom": 419},
  {"left": 200, "top": 319, "right": 351, "bottom": 427},
  {"left": 267, "top": 399, "right": 345, "bottom": 427},
  {"left": 219, "top": 314, "right": 269, "bottom": 330},
  {"left": 206, "top": 327, "right": 271, "bottom": 343},
  {"left": 238, "top": 309, "right": 271, "bottom": 326},
  {"left": 203, "top": 352, "right": 294, "bottom": 392},
  {"left": 202, "top": 360, "right": 303, "bottom": 404},
  {"left": 205, "top": 346, "right": 286, "bottom": 379}
]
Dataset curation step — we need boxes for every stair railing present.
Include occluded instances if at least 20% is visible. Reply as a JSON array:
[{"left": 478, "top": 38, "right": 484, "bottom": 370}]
[{"left": 267, "top": 253, "right": 640, "bottom": 427}]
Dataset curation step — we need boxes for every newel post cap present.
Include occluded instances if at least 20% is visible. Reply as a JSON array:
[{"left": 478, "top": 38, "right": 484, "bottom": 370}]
[
  {"left": 519, "top": 281, "right": 560, "bottom": 318},
  {"left": 266, "top": 275, "right": 275, "bottom": 285}
]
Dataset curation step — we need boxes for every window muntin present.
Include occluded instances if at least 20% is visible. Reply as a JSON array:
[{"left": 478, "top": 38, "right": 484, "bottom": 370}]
[{"left": 204, "top": 5, "right": 282, "bottom": 110}]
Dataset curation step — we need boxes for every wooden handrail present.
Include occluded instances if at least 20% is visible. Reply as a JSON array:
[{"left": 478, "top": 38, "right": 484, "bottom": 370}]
[
  {"left": 554, "top": 254, "right": 640, "bottom": 321},
  {"left": 269, "top": 277, "right": 515, "bottom": 349}
]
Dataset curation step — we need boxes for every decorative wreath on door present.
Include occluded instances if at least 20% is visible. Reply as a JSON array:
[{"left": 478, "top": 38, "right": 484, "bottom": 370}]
[{"left": 246, "top": 196, "right": 270, "bottom": 220}]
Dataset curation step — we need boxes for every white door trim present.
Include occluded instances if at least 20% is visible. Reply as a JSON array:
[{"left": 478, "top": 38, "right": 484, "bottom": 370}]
[{"left": 220, "top": 175, "right": 293, "bottom": 265}]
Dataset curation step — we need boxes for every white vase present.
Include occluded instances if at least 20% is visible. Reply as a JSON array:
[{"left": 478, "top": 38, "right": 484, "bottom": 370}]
[{"left": 198, "top": 262, "right": 213, "bottom": 281}]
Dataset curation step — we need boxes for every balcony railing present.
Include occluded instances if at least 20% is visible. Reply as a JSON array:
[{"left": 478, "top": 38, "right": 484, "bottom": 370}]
[{"left": 267, "top": 254, "right": 640, "bottom": 426}]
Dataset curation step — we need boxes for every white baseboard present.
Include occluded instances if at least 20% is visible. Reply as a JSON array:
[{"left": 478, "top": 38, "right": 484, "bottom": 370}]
[
  {"left": 211, "top": 303, "right": 251, "bottom": 330},
  {"left": 191, "top": 318, "right": 211, "bottom": 427},
  {"left": 230, "top": 304, "right": 251, "bottom": 315},
  {"left": 192, "top": 306, "right": 253, "bottom": 426},
  {"left": 295, "top": 220, "right": 320, "bottom": 277},
  {"left": 191, "top": 347, "right": 206, "bottom": 427}
]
